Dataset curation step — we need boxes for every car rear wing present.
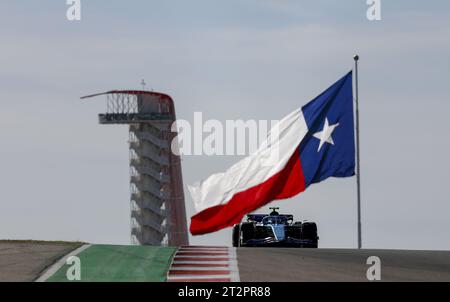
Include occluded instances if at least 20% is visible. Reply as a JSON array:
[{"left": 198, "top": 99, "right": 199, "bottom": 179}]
[{"left": 247, "top": 214, "right": 294, "bottom": 222}]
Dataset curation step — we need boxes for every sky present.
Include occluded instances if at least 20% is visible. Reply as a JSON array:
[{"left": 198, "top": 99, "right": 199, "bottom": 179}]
[{"left": 0, "top": 0, "right": 449, "bottom": 250}]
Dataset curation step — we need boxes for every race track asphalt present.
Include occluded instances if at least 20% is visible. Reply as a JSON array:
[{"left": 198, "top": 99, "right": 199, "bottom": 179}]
[
  {"left": 2, "top": 240, "right": 450, "bottom": 282},
  {"left": 237, "top": 248, "right": 450, "bottom": 281},
  {"left": 0, "top": 240, "right": 81, "bottom": 282}
]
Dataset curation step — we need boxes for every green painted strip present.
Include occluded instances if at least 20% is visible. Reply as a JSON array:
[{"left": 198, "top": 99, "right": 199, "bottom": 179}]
[{"left": 46, "top": 244, "right": 177, "bottom": 282}]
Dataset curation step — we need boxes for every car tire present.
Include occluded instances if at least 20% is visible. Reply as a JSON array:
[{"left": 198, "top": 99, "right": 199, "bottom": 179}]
[
  {"left": 232, "top": 224, "right": 240, "bottom": 247},
  {"left": 302, "top": 222, "right": 318, "bottom": 248},
  {"left": 240, "top": 222, "right": 255, "bottom": 244}
]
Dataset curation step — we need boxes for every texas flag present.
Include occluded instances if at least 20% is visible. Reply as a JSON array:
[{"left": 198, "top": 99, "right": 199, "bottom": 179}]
[{"left": 188, "top": 71, "right": 355, "bottom": 235}]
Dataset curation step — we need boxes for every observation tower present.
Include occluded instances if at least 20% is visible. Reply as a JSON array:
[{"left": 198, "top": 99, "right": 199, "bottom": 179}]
[{"left": 82, "top": 90, "right": 188, "bottom": 246}]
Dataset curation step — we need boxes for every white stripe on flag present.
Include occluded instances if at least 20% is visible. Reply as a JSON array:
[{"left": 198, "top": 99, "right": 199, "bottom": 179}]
[{"left": 188, "top": 108, "right": 308, "bottom": 212}]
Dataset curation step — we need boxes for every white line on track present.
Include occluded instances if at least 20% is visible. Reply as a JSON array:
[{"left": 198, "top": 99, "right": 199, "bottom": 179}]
[
  {"left": 35, "top": 244, "right": 91, "bottom": 282},
  {"left": 229, "top": 247, "right": 240, "bottom": 282}
]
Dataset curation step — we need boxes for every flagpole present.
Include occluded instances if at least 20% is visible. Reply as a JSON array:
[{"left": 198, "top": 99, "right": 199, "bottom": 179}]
[{"left": 353, "top": 54, "right": 362, "bottom": 249}]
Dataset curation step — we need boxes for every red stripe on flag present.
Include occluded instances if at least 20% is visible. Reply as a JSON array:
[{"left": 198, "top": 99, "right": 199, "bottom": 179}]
[{"left": 190, "top": 149, "right": 305, "bottom": 235}]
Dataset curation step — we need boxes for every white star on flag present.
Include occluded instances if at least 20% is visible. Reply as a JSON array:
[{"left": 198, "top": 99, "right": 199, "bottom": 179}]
[{"left": 313, "top": 118, "right": 339, "bottom": 151}]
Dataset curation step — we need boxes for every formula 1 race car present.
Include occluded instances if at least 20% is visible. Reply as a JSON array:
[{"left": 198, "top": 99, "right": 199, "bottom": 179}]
[{"left": 232, "top": 207, "right": 318, "bottom": 248}]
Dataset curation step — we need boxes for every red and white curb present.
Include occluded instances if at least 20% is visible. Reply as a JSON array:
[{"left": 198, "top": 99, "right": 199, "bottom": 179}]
[{"left": 167, "top": 246, "right": 240, "bottom": 282}]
